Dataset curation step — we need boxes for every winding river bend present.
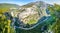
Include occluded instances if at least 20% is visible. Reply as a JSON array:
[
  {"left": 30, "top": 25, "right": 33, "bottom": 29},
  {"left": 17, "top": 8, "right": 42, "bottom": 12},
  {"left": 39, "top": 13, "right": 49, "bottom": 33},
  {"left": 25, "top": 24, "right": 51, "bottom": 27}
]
[{"left": 12, "top": 16, "right": 51, "bottom": 30}]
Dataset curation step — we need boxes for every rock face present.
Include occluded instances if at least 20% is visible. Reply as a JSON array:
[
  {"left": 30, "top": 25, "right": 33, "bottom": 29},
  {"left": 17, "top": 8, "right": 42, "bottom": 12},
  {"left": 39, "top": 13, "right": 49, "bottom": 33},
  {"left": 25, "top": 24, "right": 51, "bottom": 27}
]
[
  {"left": 18, "top": 7, "right": 40, "bottom": 24},
  {"left": 10, "top": 1, "right": 50, "bottom": 28}
]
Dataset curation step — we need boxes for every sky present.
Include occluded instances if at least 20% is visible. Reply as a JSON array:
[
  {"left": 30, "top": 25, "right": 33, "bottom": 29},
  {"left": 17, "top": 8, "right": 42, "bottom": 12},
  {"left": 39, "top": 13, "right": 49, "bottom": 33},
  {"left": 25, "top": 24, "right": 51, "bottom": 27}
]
[{"left": 0, "top": 0, "right": 60, "bottom": 6}]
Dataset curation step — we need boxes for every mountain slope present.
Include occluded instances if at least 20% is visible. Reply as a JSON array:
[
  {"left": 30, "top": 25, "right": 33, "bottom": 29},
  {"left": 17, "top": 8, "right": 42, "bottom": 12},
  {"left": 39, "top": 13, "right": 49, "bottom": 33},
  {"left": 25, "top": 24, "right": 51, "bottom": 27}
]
[{"left": 12, "top": 1, "right": 51, "bottom": 28}]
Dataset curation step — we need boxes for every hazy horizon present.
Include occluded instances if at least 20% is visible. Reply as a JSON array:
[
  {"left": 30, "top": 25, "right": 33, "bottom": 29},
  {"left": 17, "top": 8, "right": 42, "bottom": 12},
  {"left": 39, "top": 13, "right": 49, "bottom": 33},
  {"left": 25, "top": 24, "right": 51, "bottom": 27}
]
[{"left": 0, "top": 0, "right": 60, "bottom": 6}]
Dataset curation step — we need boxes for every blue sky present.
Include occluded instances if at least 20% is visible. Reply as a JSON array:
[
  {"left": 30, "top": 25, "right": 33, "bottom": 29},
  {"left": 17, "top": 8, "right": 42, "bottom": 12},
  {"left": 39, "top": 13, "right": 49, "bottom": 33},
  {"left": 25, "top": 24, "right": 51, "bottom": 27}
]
[{"left": 0, "top": 0, "right": 60, "bottom": 6}]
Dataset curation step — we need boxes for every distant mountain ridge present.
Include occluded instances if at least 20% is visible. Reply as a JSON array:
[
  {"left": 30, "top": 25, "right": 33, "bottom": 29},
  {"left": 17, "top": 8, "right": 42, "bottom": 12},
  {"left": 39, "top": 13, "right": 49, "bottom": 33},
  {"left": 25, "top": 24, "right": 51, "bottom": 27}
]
[
  {"left": 0, "top": 3, "right": 20, "bottom": 8},
  {"left": 0, "top": 1, "right": 51, "bottom": 8},
  {"left": 21, "top": 1, "right": 50, "bottom": 8}
]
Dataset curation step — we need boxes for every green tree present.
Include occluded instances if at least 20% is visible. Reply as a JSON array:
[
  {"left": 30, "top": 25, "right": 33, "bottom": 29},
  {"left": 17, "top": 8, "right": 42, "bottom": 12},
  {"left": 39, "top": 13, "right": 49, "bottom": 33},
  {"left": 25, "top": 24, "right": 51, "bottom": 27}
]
[
  {"left": 0, "top": 13, "right": 15, "bottom": 33},
  {"left": 48, "top": 4, "right": 60, "bottom": 33}
]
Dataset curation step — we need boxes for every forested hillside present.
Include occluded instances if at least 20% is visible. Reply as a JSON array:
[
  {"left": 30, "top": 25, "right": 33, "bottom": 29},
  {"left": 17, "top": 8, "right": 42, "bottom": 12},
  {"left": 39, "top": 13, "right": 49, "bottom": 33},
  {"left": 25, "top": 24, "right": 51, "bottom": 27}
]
[{"left": 48, "top": 4, "right": 60, "bottom": 33}]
